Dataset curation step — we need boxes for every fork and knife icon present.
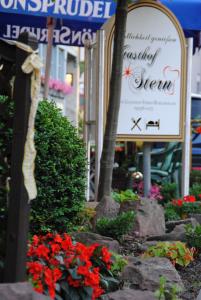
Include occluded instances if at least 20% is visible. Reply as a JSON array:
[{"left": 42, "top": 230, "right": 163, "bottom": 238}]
[{"left": 131, "top": 118, "right": 142, "bottom": 131}]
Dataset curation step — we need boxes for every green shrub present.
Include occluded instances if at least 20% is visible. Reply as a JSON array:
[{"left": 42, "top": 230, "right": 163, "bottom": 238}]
[
  {"left": 190, "top": 170, "right": 201, "bottom": 187},
  {"left": 0, "top": 98, "right": 87, "bottom": 234},
  {"left": 112, "top": 189, "right": 139, "bottom": 203},
  {"left": 110, "top": 252, "right": 128, "bottom": 276},
  {"left": 155, "top": 276, "right": 182, "bottom": 300},
  {"left": 185, "top": 224, "right": 201, "bottom": 251},
  {"left": 160, "top": 183, "right": 177, "bottom": 205},
  {"left": 31, "top": 100, "right": 86, "bottom": 233},
  {"left": 95, "top": 211, "right": 135, "bottom": 240},
  {"left": 143, "top": 241, "right": 194, "bottom": 267},
  {"left": 189, "top": 183, "right": 201, "bottom": 201},
  {"left": 164, "top": 206, "right": 180, "bottom": 221}
]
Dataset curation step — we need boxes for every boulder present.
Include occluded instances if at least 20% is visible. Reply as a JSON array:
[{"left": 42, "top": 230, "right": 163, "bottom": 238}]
[
  {"left": 123, "top": 197, "right": 165, "bottom": 237},
  {"left": 94, "top": 195, "right": 120, "bottom": 224},
  {"left": 121, "top": 256, "right": 183, "bottom": 291},
  {"left": 101, "top": 289, "right": 156, "bottom": 300},
  {"left": 72, "top": 232, "right": 120, "bottom": 253},
  {"left": 166, "top": 218, "right": 198, "bottom": 233},
  {"left": 196, "top": 289, "right": 201, "bottom": 300},
  {"left": 147, "top": 224, "right": 187, "bottom": 242},
  {"left": 0, "top": 282, "right": 50, "bottom": 300},
  {"left": 189, "top": 214, "right": 201, "bottom": 225},
  {"left": 119, "top": 200, "right": 139, "bottom": 214}
]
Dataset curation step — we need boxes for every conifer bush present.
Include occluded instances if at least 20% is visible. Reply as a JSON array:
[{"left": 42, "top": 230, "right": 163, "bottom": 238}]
[{"left": 0, "top": 98, "right": 87, "bottom": 234}]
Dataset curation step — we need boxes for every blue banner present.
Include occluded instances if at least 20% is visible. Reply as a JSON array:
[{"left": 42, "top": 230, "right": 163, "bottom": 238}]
[
  {"left": 0, "top": 0, "right": 116, "bottom": 23},
  {"left": 0, "top": 13, "right": 100, "bottom": 46}
]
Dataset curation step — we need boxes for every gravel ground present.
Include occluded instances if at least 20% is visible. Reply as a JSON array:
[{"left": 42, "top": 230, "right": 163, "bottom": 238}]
[
  {"left": 119, "top": 236, "right": 201, "bottom": 300},
  {"left": 178, "top": 254, "right": 201, "bottom": 300}
]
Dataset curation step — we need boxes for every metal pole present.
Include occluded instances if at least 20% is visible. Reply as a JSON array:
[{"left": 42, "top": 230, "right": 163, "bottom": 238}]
[
  {"left": 181, "top": 38, "right": 193, "bottom": 196},
  {"left": 95, "top": 30, "right": 105, "bottom": 201},
  {"left": 143, "top": 142, "right": 152, "bottom": 197},
  {"left": 44, "top": 17, "right": 56, "bottom": 99},
  {"left": 84, "top": 43, "right": 92, "bottom": 201}
]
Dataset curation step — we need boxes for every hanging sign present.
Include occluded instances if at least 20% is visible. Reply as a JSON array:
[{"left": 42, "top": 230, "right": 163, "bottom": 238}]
[
  {"left": 104, "top": 0, "right": 186, "bottom": 141},
  {"left": 0, "top": 0, "right": 116, "bottom": 23}
]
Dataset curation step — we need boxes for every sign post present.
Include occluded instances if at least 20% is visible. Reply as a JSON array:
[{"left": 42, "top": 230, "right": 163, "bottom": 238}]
[{"left": 103, "top": 0, "right": 187, "bottom": 195}]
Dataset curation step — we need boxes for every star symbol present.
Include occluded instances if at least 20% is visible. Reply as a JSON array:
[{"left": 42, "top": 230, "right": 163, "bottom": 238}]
[{"left": 123, "top": 66, "right": 133, "bottom": 77}]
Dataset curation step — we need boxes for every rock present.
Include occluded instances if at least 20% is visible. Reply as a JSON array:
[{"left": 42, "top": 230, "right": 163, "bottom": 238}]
[
  {"left": 0, "top": 282, "right": 50, "bottom": 300},
  {"left": 72, "top": 232, "right": 120, "bottom": 253},
  {"left": 189, "top": 214, "right": 201, "bottom": 225},
  {"left": 196, "top": 289, "right": 201, "bottom": 300},
  {"left": 94, "top": 195, "right": 120, "bottom": 224},
  {"left": 121, "top": 256, "right": 183, "bottom": 291},
  {"left": 101, "top": 289, "right": 156, "bottom": 300},
  {"left": 85, "top": 201, "right": 99, "bottom": 210},
  {"left": 166, "top": 218, "right": 198, "bottom": 232},
  {"left": 128, "top": 197, "right": 165, "bottom": 237},
  {"left": 119, "top": 200, "right": 140, "bottom": 214},
  {"left": 147, "top": 224, "right": 187, "bottom": 242}
]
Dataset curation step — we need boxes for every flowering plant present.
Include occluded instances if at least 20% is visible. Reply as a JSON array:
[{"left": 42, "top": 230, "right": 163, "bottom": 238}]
[
  {"left": 133, "top": 181, "right": 163, "bottom": 201},
  {"left": 27, "top": 233, "right": 118, "bottom": 300},
  {"left": 41, "top": 76, "right": 73, "bottom": 95},
  {"left": 165, "top": 195, "right": 201, "bottom": 220},
  {"left": 143, "top": 241, "right": 194, "bottom": 267}
]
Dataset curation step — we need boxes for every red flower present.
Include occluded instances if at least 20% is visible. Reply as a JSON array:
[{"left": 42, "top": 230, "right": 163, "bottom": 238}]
[
  {"left": 195, "top": 126, "right": 201, "bottom": 134},
  {"left": 50, "top": 243, "right": 61, "bottom": 254},
  {"left": 184, "top": 195, "right": 196, "bottom": 203},
  {"left": 52, "top": 268, "right": 62, "bottom": 282},
  {"left": 54, "top": 234, "right": 63, "bottom": 244},
  {"left": 35, "top": 245, "right": 50, "bottom": 260},
  {"left": 34, "top": 280, "right": 44, "bottom": 293},
  {"left": 177, "top": 199, "right": 183, "bottom": 207},
  {"left": 101, "top": 247, "right": 111, "bottom": 264},
  {"left": 32, "top": 235, "right": 40, "bottom": 246},
  {"left": 27, "top": 261, "right": 43, "bottom": 275},
  {"left": 67, "top": 275, "right": 81, "bottom": 288}
]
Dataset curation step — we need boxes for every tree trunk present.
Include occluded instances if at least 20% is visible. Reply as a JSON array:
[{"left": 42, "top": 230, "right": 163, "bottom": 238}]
[{"left": 97, "top": 0, "right": 128, "bottom": 201}]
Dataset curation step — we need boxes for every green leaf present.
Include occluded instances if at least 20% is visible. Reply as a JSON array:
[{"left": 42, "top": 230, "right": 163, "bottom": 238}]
[{"left": 68, "top": 268, "right": 82, "bottom": 280}]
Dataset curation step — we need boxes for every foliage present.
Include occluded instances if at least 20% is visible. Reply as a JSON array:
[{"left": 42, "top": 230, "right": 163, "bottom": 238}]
[
  {"left": 185, "top": 224, "right": 201, "bottom": 251},
  {"left": 0, "top": 98, "right": 87, "bottom": 234},
  {"left": 143, "top": 241, "right": 194, "bottom": 267},
  {"left": 30, "top": 100, "right": 87, "bottom": 233},
  {"left": 75, "top": 207, "right": 96, "bottom": 232},
  {"left": 27, "top": 233, "right": 121, "bottom": 300},
  {"left": 95, "top": 211, "right": 135, "bottom": 240},
  {"left": 160, "top": 183, "right": 177, "bottom": 206},
  {"left": 155, "top": 276, "right": 182, "bottom": 300},
  {"left": 190, "top": 170, "right": 201, "bottom": 187},
  {"left": 110, "top": 252, "right": 127, "bottom": 277},
  {"left": 189, "top": 183, "right": 201, "bottom": 201},
  {"left": 112, "top": 189, "right": 139, "bottom": 203},
  {"left": 164, "top": 206, "right": 180, "bottom": 222}
]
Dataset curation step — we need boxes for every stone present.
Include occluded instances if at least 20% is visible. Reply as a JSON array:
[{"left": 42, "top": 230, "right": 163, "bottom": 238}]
[
  {"left": 121, "top": 256, "right": 183, "bottom": 291},
  {"left": 85, "top": 201, "right": 99, "bottom": 210},
  {"left": 147, "top": 224, "right": 187, "bottom": 242},
  {"left": 189, "top": 214, "right": 201, "bottom": 225},
  {"left": 119, "top": 200, "right": 140, "bottom": 214},
  {"left": 196, "top": 289, "right": 201, "bottom": 300},
  {"left": 126, "top": 197, "right": 165, "bottom": 237},
  {"left": 101, "top": 289, "right": 156, "bottom": 300},
  {"left": 166, "top": 218, "right": 198, "bottom": 233},
  {"left": 0, "top": 282, "right": 50, "bottom": 300},
  {"left": 72, "top": 232, "right": 120, "bottom": 253},
  {"left": 94, "top": 195, "right": 120, "bottom": 224}
]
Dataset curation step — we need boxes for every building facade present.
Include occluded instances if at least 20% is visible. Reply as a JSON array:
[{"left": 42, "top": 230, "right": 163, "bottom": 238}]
[{"left": 39, "top": 44, "right": 79, "bottom": 127}]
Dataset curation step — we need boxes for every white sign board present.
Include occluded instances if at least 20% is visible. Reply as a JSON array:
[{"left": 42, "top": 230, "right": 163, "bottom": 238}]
[{"left": 105, "top": 1, "right": 186, "bottom": 141}]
